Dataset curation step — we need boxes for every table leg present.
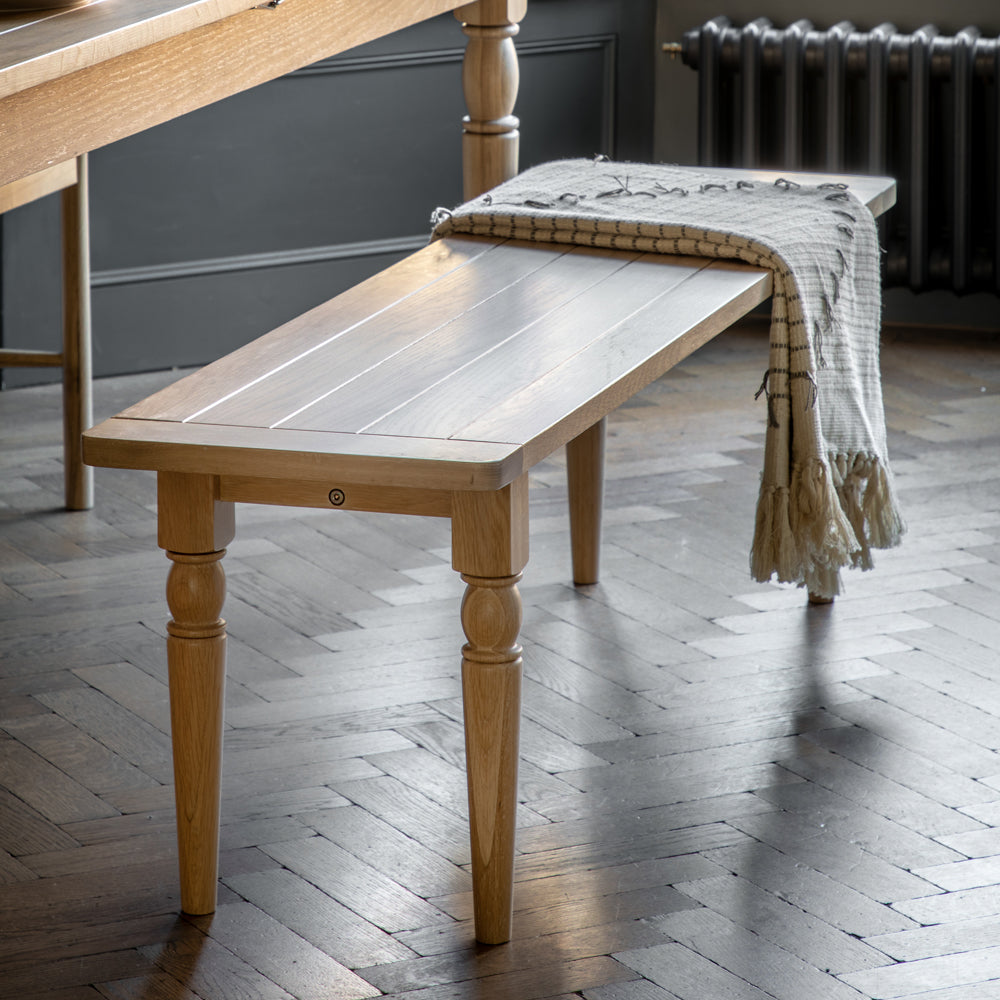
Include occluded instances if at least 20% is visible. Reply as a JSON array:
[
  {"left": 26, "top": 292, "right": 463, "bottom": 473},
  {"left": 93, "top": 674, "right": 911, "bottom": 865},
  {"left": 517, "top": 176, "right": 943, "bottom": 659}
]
[
  {"left": 61, "top": 154, "right": 93, "bottom": 510},
  {"left": 158, "top": 472, "right": 235, "bottom": 915},
  {"left": 566, "top": 416, "right": 605, "bottom": 585},
  {"left": 451, "top": 477, "right": 529, "bottom": 944}
]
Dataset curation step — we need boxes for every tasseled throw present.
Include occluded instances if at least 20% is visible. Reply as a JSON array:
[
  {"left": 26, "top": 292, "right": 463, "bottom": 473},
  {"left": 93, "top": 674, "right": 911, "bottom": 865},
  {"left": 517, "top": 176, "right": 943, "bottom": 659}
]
[{"left": 433, "top": 159, "right": 905, "bottom": 597}]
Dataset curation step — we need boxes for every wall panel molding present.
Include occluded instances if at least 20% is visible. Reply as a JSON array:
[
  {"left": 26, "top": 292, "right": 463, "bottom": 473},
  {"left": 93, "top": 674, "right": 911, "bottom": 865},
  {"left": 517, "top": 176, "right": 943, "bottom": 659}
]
[
  {"left": 89, "top": 34, "right": 619, "bottom": 293},
  {"left": 92, "top": 234, "right": 430, "bottom": 287}
]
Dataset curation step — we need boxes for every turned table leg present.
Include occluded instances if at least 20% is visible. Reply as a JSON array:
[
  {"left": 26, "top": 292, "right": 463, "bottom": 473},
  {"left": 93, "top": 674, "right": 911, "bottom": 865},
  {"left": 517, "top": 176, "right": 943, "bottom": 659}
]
[
  {"left": 456, "top": 0, "right": 527, "bottom": 199},
  {"left": 158, "top": 472, "right": 235, "bottom": 916},
  {"left": 566, "top": 416, "right": 606, "bottom": 586},
  {"left": 451, "top": 477, "right": 529, "bottom": 944}
]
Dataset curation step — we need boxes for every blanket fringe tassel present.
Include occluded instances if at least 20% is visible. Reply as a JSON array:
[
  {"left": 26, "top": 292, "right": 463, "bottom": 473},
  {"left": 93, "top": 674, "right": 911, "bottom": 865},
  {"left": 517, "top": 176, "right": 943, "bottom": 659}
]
[{"left": 751, "top": 453, "right": 905, "bottom": 600}]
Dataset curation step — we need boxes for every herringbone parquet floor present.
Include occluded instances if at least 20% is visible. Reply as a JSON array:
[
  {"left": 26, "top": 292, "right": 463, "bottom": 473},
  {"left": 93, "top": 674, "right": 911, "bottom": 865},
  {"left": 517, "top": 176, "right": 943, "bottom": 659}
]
[{"left": 2, "top": 319, "right": 1000, "bottom": 999}]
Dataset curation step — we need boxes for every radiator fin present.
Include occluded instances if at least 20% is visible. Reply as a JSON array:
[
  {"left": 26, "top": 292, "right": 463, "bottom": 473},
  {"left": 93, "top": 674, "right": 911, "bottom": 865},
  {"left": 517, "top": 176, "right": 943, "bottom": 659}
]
[{"left": 681, "top": 18, "right": 1000, "bottom": 295}]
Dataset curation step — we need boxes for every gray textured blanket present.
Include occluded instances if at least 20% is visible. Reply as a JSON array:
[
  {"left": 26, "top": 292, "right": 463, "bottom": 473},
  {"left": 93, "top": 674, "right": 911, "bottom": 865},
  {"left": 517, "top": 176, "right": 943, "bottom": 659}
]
[{"left": 432, "top": 159, "right": 904, "bottom": 597}]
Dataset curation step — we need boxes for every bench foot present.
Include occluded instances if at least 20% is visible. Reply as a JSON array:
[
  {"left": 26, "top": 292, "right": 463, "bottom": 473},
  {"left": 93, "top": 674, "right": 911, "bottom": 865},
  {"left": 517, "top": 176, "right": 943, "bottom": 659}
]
[
  {"left": 158, "top": 473, "right": 235, "bottom": 916},
  {"left": 567, "top": 417, "right": 605, "bottom": 585},
  {"left": 452, "top": 478, "right": 528, "bottom": 944}
]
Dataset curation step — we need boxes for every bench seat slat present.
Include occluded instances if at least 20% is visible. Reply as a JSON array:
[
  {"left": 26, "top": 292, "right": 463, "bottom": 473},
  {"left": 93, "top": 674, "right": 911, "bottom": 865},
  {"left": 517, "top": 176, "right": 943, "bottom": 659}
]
[
  {"left": 456, "top": 258, "right": 771, "bottom": 467},
  {"left": 282, "top": 246, "right": 644, "bottom": 434},
  {"left": 120, "top": 237, "right": 499, "bottom": 423},
  {"left": 181, "top": 240, "right": 581, "bottom": 429},
  {"left": 358, "top": 254, "right": 719, "bottom": 440}
]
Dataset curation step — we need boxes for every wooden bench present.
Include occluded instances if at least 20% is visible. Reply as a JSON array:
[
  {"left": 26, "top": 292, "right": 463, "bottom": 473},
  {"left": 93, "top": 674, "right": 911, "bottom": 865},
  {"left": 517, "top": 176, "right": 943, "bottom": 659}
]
[
  {"left": 82, "top": 167, "right": 892, "bottom": 944},
  {"left": 10, "top": 0, "right": 891, "bottom": 948}
]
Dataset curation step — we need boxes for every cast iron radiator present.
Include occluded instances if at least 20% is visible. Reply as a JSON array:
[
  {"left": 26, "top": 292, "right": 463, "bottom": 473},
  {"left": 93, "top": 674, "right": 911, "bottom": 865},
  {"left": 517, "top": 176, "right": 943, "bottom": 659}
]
[{"left": 679, "top": 17, "right": 1000, "bottom": 294}]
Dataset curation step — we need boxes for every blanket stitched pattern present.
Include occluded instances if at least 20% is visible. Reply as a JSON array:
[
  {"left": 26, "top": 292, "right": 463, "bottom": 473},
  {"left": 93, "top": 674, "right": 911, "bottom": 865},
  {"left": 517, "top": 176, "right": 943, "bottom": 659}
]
[{"left": 431, "top": 159, "right": 905, "bottom": 598}]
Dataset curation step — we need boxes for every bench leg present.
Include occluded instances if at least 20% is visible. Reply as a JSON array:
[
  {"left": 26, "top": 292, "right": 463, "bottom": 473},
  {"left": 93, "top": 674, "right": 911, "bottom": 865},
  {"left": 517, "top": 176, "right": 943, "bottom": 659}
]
[
  {"left": 158, "top": 472, "right": 235, "bottom": 916},
  {"left": 566, "top": 417, "right": 605, "bottom": 585},
  {"left": 61, "top": 155, "right": 93, "bottom": 511},
  {"left": 452, "top": 478, "right": 529, "bottom": 944}
]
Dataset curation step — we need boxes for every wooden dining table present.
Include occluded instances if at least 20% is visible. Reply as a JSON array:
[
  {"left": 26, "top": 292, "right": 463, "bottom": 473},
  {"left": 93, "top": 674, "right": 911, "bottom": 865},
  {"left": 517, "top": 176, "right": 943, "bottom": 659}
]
[{"left": 0, "top": 0, "right": 508, "bottom": 188}]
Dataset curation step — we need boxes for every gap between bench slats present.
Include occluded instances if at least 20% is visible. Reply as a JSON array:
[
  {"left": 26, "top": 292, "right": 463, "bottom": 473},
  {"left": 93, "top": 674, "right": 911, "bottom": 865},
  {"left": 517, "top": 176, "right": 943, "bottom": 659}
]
[
  {"left": 120, "top": 237, "right": 499, "bottom": 424},
  {"left": 191, "top": 243, "right": 637, "bottom": 431},
  {"left": 352, "top": 255, "right": 755, "bottom": 441},
  {"left": 280, "top": 248, "right": 649, "bottom": 435},
  {"left": 459, "top": 258, "right": 771, "bottom": 467}
]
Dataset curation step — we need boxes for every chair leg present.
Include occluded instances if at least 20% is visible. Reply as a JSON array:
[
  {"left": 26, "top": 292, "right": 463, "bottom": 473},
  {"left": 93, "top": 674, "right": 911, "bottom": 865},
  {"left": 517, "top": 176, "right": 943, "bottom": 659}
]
[
  {"left": 566, "top": 416, "right": 605, "bottom": 585},
  {"left": 451, "top": 477, "right": 529, "bottom": 944},
  {"left": 61, "top": 154, "right": 93, "bottom": 510}
]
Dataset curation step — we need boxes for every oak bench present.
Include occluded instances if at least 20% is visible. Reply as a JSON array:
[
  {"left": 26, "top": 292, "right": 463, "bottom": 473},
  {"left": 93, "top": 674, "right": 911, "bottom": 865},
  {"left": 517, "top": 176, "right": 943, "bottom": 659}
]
[{"left": 81, "top": 168, "right": 892, "bottom": 945}]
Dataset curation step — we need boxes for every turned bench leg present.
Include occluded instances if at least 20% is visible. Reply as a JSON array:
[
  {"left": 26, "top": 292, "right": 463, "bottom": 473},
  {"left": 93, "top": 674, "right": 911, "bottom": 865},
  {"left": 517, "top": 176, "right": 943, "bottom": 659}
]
[
  {"left": 158, "top": 472, "right": 235, "bottom": 916},
  {"left": 451, "top": 476, "right": 529, "bottom": 944},
  {"left": 566, "top": 417, "right": 605, "bottom": 586}
]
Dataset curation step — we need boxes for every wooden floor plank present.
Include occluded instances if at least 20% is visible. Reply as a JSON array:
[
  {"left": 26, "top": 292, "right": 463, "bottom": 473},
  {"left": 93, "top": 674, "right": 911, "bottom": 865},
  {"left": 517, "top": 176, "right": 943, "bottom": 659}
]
[
  {"left": 703, "top": 840, "right": 918, "bottom": 937},
  {"left": 655, "top": 907, "right": 870, "bottom": 1000},
  {"left": 223, "top": 867, "right": 418, "bottom": 969},
  {"left": 0, "top": 951, "right": 155, "bottom": 998},
  {"left": 261, "top": 834, "right": 454, "bottom": 933},
  {"left": 3, "top": 710, "right": 162, "bottom": 797},
  {"left": 677, "top": 872, "right": 894, "bottom": 976},
  {"left": 839, "top": 945, "right": 1000, "bottom": 999},
  {"left": 4, "top": 322, "right": 1000, "bottom": 997},
  {"left": 0, "top": 739, "right": 118, "bottom": 825},
  {"left": 190, "top": 900, "right": 381, "bottom": 999},
  {"left": 138, "top": 931, "right": 297, "bottom": 1000},
  {"left": 302, "top": 803, "right": 472, "bottom": 897}
]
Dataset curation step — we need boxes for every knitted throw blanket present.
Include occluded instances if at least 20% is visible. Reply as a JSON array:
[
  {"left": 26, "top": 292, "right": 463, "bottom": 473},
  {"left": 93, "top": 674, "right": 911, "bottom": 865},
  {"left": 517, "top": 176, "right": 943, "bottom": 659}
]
[{"left": 432, "top": 159, "right": 904, "bottom": 597}]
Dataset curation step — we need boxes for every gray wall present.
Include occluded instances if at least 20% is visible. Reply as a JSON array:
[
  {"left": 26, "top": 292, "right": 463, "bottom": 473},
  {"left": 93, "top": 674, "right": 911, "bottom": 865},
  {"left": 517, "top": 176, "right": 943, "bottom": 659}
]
[
  {"left": 1, "top": 0, "right": 655, "bottom": 387},
  {"left": 654, "top": 0, "right": 1000, "bottom": 331}
]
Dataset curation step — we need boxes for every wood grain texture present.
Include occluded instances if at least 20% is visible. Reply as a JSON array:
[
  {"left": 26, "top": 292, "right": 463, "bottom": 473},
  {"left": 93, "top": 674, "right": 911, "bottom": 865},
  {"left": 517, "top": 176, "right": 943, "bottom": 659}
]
[
  {"left": 219, "top": 476, "right": 453, "bottom": 518},
  {"left": 200, "top": 243, "right": 577, "bottom": 431},
  {"left": 281, "top": 248, "right": 640, "bottom": 435},
  {"left": 82, "top": 252, "right": 768, "bottom": 495},
  {"left": 450, "top": 476, "right": 529, "bottom": 941},
  {"left": 157, "top": 472, "right": 234, "bottom": 554},
  {"left": 118, "top": 238, "right": 497, "bottom": 423},
  {"left": 84, "top": 418, "right": 525, "bottom": 491},
  {"left": 0, "top": 158, "right": 74, "bottom": 213},
  {"left": 0, "top": 0, "right": 251, "bottom": 93},
  {"left": 156, "top": 472, "right": 234, "bottom": 915},
  {"left": 457, "top": 258, "right": 771, "bottom": 466}
]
